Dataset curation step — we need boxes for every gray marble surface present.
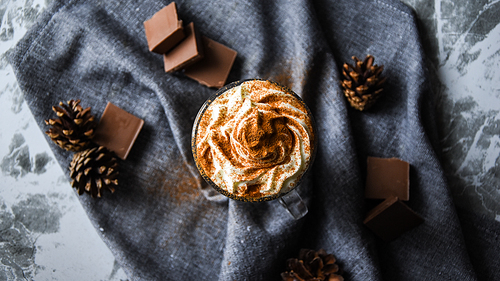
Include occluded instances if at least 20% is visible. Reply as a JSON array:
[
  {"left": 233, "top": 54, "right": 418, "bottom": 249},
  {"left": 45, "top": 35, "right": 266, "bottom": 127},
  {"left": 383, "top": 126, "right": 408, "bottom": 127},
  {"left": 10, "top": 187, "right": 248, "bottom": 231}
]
[
  {"left": 0, "top": 0, "right": 499, "bottom": 280},
  {"left": 404, "top": 0, "right": 500, "bottom": 221}
]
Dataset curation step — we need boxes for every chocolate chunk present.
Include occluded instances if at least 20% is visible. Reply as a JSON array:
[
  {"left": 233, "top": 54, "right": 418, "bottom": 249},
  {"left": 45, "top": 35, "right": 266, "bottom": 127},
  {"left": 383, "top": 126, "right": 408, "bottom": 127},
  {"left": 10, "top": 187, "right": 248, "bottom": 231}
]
[
  {"left": 143, "top": 2, "right": 185, "bottom": 54},
  {"left": 163, "top": 22, "right": 204, "bottom": 73},
  {"left": 363, "top": 196, "right": 424, "bottom": 242},
  {"left": 183, "top": 36, "right": 237, "bottom": 88},
  {"left": 93, "top": 102, "right": 144, "bottom": 160},
  {"left": 365, "top": 156, "right": 410, "bottom": 201}
]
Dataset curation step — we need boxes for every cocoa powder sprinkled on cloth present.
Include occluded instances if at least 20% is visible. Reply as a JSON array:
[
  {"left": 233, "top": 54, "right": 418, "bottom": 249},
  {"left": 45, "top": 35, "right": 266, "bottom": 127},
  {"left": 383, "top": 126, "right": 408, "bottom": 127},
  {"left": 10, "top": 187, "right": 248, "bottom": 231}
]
[{"left": 146, "top": 162, "right": 200, "bottom": 204}]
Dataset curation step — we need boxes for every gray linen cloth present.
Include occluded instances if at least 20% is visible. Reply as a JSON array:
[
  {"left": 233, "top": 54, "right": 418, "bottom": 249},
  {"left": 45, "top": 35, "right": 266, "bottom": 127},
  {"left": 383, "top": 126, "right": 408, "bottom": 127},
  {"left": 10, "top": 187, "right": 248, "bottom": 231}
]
[{"left": 10, "top": 0, "right": 500, "bottom": 280}]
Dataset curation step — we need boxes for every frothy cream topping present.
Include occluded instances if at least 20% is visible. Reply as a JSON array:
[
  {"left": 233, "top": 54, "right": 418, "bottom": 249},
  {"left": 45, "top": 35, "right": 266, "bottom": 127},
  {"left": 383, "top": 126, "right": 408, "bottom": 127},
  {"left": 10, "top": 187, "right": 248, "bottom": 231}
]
[{"left": 196, "top": 80, "right": 314, "bottom": 198}]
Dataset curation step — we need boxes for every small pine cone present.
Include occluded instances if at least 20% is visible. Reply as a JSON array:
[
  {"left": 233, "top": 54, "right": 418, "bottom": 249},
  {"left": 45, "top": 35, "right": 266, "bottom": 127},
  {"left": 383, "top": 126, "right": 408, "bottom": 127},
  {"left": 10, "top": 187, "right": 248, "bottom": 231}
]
[
  {"left": 45, "top": 99, "right": 97, "bottom": 151},
  {"left": 69, "top": 146, "right": 119, "bottom": 198},
  {"left": 281, "top": 249, "right": 344, "bottom": 281},
  {"left": 341, "top": 55, "right": 386, "bottom": 111}
]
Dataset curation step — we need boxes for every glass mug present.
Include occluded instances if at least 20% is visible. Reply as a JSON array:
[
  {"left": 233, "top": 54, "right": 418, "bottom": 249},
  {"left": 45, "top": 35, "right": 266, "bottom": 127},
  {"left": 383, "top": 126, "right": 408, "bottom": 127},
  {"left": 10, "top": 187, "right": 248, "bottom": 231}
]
[{"left": 191, "top": 79, "right": 316, "bottom": 219}]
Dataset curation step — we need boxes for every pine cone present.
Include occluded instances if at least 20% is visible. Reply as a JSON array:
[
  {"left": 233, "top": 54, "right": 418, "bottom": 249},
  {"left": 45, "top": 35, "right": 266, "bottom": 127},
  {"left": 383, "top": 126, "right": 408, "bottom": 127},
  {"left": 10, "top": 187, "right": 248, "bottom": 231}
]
[
  {"left": 69, "top": 146, "right": 119, "bottom": 198},
  {"left": 45, "top": 99, "right": 97, "bottom": 151},
  {"left": 281, "top": 249, "right": 344, "bottom": 281},
  {"left": 341, "top": 55, "right": 386, "bottom": 111}
]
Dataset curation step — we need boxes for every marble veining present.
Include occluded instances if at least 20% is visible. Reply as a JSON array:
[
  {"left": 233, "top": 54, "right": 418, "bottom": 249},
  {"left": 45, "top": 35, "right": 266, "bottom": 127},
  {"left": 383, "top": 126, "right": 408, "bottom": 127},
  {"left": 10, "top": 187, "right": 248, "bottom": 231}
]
[
  {"left": 0, "top": 0, "right": 499, "bottom": 279},
  {"left": 1, "top": 133, "right": 52, "bottom": 178},
  {"left": 411, "top": 0, "right": 500, "bottom": 219},
  {"left": 1, "top": 0, "right": 128, "bottom": 279}
]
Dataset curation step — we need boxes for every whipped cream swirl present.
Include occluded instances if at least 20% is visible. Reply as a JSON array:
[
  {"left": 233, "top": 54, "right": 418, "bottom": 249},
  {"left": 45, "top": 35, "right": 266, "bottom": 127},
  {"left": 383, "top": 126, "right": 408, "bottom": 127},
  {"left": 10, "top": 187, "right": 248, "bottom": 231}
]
[{"left": 195, "top": 80, "right": 314, "bottom": 198}]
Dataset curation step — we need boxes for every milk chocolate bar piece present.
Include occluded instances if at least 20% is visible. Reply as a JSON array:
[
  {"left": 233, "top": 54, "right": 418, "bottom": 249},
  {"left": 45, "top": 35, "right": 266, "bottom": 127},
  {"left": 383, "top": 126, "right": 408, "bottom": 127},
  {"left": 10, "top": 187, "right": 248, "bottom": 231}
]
[
  {"left": 144, "top": 3, "right": 185, "bottom": 54},
  {"left": 183, "top": 36, "right": 237, "bottom": 88},
  {"left": 93, "top": 102, "right": 144, "bottom": 160},
  {"left": 163, "top": 22, "right": 203, "bottom": 73},
  {"left": 363, "top": 196, "right": 424, "bottom": 242},
  {"left": 365, "top": 156, "right": 410, "bottom": 201}
]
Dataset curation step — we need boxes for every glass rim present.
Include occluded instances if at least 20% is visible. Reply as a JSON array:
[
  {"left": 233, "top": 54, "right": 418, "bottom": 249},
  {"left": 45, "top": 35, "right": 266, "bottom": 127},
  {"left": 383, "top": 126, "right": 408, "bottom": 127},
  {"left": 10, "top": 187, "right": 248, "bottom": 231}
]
[{"left": 191, "top": 78, "right": 317, "bottom": 202}]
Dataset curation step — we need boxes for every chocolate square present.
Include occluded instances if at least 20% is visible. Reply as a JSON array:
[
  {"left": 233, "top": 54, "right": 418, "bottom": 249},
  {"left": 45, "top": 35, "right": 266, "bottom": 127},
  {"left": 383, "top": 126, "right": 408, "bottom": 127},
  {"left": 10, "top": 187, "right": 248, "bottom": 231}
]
[
  {"left": 365, "top": 156, "right": 410, "bottom": 201},
  {"left": 93, "top": 102, "right": 144, "bottom": 160},
  {"left": 163, "top": 22, "right": 204, "bottom": 73},
  {"left": 143, "top": 3, "right": 185, "bottom": 54},
  {"left": 183, "top": 36, "right": 237, "bottom": 88},
  {"left": 363, "top": 196, "right": 424, "bottom": 242}
]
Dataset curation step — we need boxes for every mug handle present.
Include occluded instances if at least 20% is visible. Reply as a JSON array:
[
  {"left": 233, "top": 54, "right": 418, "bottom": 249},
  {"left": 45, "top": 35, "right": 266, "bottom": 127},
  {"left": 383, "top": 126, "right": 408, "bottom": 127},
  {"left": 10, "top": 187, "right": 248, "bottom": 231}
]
[{"left": 279, "top": 189, "right": 308, "bottom": 220}]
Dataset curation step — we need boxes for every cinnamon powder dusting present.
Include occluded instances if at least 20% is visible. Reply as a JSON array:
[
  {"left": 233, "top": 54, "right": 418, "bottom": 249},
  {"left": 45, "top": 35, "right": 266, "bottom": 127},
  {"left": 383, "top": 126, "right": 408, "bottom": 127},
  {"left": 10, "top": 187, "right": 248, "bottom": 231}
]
[{"left": 195, "top": 80, "right": 315, "bottom": 199}]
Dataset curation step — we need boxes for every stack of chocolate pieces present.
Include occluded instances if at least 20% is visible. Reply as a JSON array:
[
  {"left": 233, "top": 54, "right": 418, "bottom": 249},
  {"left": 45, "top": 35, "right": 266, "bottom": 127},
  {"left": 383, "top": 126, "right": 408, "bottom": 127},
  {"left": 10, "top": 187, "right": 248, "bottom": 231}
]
[
  {"left": 363, "top": 157, "right": 424, "bottom": 242},
  {"left": 143, "top": 2, "right": 237, "bottom": 88}
]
